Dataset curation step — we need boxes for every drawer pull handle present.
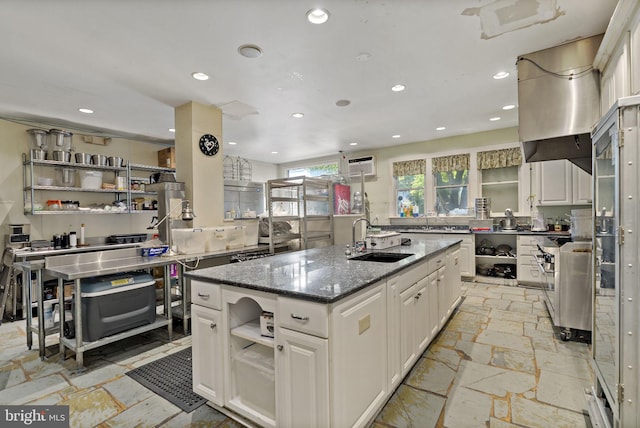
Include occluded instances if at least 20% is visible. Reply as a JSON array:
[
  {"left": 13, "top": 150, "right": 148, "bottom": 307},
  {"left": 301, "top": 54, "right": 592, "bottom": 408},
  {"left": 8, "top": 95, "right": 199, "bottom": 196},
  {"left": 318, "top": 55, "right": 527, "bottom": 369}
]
[
  {"left": 210, "top": 323, "right": 217, "bottom": 330},
  {"left": 414, "top": 292, "right": 422, "bottom": 300},
  {"left": 291, "top": 314, "right": 309, "bottom": 322},
  {"left": 277, "top": 345, "right": 284, "bottom": 351},
  {"left": 197, "top": 293, "right": 210, "bottom": 299}
]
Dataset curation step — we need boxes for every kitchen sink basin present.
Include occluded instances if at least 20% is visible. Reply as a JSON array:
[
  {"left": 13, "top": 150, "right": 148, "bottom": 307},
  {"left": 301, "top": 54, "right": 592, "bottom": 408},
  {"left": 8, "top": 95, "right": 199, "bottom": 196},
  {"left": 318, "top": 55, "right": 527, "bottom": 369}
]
[{"left": 350, "top": 252, "right": 413, "bottom": 263}]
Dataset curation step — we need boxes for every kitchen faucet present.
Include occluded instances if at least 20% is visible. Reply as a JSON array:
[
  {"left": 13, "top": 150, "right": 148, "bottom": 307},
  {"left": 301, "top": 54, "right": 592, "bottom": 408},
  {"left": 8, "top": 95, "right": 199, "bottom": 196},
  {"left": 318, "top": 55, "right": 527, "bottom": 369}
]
[{"left": 352, "top": 218, "right": 371, "bottom": 248}]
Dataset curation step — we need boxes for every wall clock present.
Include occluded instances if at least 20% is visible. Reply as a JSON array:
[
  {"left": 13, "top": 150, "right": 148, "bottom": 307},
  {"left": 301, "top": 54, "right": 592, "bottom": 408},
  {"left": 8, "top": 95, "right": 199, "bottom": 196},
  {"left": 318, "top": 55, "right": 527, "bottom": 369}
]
[{"left": 199, "top": 133, "right": 219, "bottom": 156}]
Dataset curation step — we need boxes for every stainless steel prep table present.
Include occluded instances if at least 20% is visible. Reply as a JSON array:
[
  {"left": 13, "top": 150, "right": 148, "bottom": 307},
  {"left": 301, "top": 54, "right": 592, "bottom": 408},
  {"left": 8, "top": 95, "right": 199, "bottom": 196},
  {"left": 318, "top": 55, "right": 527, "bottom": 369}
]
[
  {"left": 44, "top": 247, "right": 180, "bottom": 369},
  {"left": 41, "top": 245, "right": 270, "bottom": 366}
]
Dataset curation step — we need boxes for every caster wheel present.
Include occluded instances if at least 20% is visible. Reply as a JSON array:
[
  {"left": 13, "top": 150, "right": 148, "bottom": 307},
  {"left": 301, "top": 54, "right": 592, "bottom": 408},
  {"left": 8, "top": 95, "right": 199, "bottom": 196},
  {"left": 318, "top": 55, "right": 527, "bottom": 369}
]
[{"left": 560, "top": 331, "right": 571, "bottom": 341}]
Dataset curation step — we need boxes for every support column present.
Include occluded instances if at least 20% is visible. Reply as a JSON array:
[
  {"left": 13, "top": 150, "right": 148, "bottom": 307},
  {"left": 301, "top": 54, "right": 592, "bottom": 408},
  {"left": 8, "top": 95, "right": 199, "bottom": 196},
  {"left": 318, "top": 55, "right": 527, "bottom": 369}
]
[{"left": 174, "top": 101, "right": 224, "bottom": 227}]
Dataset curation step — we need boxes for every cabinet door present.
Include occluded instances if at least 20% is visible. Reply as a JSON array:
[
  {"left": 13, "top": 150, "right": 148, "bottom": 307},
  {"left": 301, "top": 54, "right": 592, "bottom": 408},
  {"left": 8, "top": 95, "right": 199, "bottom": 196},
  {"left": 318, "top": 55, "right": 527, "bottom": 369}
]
[
  {"left": 447, "top": 247, "right": 462, "bottom": 309},
  {"left": 331, "top": 282, "right": 387, "bottom": 428},
  {"left": 572, "top": 165, "right": 592, "bottom": 204},
  {"left": 414, "top": 278, "right": 431, "bottom": 352},
  {"left": 276, "top": 327, "right": 329, "bottom": 428},
  {"left": 386, "top": 273, "right": 402, "bottom": 390},
  {"left": 191, "top": 304, "right": 224, "bottom": 406},
  {"left": 437, "top": 265, "right": 448, "bottom": 328},
  {"left": 427, "top": 271, "right": 439, "bottom": 340},
  {"left": 459, "top": 237, "right": 475, "bottom": 278},
  {"left": 537, "top": 160, "right": 572, "bottom": 205},
  {"left": 399, "top": 284, "right": 417, "bottom": 376}
]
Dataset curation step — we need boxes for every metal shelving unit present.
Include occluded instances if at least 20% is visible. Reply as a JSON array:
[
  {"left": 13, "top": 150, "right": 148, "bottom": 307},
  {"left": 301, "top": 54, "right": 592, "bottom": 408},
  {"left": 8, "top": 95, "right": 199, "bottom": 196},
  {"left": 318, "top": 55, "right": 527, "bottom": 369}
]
[
  {"left": 263, "top": 176, "right": 333, "bottom": 253},
  {"left": 22, "top": 154, "right": 175, "bottom": 215}
]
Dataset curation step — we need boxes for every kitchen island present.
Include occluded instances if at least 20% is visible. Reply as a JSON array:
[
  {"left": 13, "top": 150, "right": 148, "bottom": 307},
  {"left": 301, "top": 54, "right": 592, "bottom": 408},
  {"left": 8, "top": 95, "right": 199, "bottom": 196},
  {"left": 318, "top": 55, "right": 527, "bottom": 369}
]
[{"left": 186, "top": 234, "right": 462, "bottom": 428}]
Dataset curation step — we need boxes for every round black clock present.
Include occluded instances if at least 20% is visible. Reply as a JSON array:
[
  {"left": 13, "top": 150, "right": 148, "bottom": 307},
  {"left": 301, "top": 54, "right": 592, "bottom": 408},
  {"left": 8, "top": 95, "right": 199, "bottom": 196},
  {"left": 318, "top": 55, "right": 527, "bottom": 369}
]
[{"left": 198, "top": 133, "right": 219, "bottom": 156}]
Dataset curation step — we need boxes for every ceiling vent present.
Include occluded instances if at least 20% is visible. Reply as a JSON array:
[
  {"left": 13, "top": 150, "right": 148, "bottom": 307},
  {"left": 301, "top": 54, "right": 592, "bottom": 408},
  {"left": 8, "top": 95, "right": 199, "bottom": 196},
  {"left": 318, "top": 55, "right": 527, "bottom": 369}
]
[{"left": 348, "top": 155, "right": 376, "bottom": 177}]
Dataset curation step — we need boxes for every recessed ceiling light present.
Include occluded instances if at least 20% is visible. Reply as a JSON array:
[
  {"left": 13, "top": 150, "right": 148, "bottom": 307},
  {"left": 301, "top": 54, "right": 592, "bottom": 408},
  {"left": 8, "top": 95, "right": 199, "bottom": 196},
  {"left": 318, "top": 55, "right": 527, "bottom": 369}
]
[
  {"left": 493, "top": 71, "right": 510, "bottom": 80},
  {"left": 78, "top": 108, "right": 93, "bottom": 114},
  {"left": 392, "top": 134, "right": 401, "bottom": 139},
  {"left": 228, "top": 141, "right": 237, "bottom": 145},
  {"left": 238, "top": 44, "right": 263, "bottom": 58},
  {"left": 336, "top": 99, "right": 351, "bottom": 107},
  {"left": 291, "top": 112, "right": 304, "bottom": 118},
  {"left": 306, "top": 8, "right": 330, "bottom": 24},
  {"left": 192, "top": 72, "right": 209, "bottom": 81},
  {"left": 391, "top": 84, "right": 406, "bottom": 92},
  {"left": 436, "top": 126, "right": 446, "bottom": 131},
  {"left": 271, "top": 151, "right": 278, "bottom": 154},
  {"left": 168, "top": 128, "right": 175, "bottom": 133},
  {"left": 349, "top": 142, "right": 358, "bottom": 146},
  {"left": 502, "top": 104, "right": 516, "bottom": 110},
  {"left": 489, "top": 116, "right": 501, "bottom": 121}
]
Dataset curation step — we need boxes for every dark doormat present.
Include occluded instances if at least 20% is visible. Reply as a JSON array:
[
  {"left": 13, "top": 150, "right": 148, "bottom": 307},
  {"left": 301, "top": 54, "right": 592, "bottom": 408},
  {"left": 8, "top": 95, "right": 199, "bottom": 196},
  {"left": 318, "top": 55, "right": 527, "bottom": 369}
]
[{"left": 126, "top": 347, "right": 206, "bottom": 412}]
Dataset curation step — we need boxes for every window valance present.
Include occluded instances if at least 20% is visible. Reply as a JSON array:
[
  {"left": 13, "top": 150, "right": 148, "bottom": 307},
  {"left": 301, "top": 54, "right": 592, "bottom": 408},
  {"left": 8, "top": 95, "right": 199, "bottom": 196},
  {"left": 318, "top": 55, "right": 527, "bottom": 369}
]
[
  {"left": 477, "top": 147, "right": 522, "bottom": 170},
  {"left": 393, "top": 159, "right": 425, "bottom": 177},
  {"left": 431, "top": 154, "right": 470, "bottom": 174}
]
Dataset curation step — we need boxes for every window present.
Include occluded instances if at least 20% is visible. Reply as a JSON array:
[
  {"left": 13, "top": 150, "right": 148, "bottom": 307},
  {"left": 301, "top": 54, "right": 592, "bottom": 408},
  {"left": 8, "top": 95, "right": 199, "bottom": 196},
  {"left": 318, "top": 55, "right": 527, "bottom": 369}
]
[
  {"left": 287, "top": 163, "right": 338, "bottom": 178},
  {"left": 432, "top": 154, "right": 470, "bottom": 215},
  {"left": 435, "top": 170, "right": 469, "bottom": 214},
  {"left": 393, "top": 159, "right": 425, "bottom": 216}
]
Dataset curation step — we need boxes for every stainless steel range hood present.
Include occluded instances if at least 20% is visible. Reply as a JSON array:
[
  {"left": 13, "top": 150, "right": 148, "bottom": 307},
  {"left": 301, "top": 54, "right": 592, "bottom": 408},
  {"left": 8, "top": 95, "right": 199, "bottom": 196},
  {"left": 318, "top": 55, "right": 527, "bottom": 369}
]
[{"left": 518, "top": 35, "right": 603, "bottom": 174}]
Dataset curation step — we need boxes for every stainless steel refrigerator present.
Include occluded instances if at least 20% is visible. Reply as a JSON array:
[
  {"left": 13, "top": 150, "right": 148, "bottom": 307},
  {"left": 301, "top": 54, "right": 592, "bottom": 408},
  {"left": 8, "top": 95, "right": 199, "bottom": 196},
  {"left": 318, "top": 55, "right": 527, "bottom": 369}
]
[{"left": 587, "top": 95, "right": 640, "bottom": 428}]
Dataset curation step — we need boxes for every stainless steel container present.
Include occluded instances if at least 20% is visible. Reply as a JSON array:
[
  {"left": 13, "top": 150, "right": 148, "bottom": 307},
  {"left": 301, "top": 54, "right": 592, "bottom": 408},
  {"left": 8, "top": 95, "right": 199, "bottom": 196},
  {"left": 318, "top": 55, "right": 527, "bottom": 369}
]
[
  {"left": 75, "top": 153, "right": 92, "bottom": 164},
  {"left": 31, "top": 149, "right": 47, "bottom": 160},
  {"left": 52, "top": 150, "right": 71, "bottom": 162},
  {"left": 108, "top": 156, "right": 124, "bottom": 167},
  {"left": 474, "top": 197, "right": 491, "bottom": 220},
  {"left": 91, "top": 154, "right": 108, "bottom": 166}
]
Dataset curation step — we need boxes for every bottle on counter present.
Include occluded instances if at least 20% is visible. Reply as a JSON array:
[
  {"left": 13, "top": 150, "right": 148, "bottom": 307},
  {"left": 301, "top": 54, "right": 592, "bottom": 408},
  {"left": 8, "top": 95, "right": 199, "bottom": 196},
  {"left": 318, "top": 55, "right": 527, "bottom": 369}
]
[
  {"left": 69, "top": 231, "right": 77, "bottom": 248},
  {"left": 80, "top": 223, "right": 85, "bottom": 245}
]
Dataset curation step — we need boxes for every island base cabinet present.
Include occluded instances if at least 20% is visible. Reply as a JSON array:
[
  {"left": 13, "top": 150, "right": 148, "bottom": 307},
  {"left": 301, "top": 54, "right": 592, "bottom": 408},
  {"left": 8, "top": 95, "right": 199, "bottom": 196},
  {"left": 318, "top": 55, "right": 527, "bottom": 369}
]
[
  {"left": 331, "top": 282, "right": 388, "bottom": 428},
  {"left": 191, "top": 304, "right": 224, "bottom": 406},
  {"left": 223, "top": 288, "right": 277, "bottom": 428},
  {"left": 275, "top": 327, "right": 329, "bottom": 428}
]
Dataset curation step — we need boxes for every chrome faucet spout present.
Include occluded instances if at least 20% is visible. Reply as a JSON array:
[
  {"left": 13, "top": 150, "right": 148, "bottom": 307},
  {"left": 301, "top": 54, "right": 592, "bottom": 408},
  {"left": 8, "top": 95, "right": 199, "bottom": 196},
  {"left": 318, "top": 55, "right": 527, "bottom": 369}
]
[{"left": 352, "top": 218, "right": 371, "bottom": 247}]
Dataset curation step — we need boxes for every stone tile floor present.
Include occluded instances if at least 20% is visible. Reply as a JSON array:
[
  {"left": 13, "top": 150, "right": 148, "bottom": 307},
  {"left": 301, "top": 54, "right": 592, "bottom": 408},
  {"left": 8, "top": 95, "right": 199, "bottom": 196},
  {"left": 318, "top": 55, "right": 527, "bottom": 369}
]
[{"left": 0, "top": 282, "right": 593, "bottom": 427}]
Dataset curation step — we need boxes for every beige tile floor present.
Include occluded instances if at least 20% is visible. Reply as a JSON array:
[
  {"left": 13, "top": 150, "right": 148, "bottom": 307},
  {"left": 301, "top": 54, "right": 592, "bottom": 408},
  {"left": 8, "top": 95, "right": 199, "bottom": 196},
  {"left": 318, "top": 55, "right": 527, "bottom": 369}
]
[{"left": 0, "top": 282, "right": 593, "bottom": 428}]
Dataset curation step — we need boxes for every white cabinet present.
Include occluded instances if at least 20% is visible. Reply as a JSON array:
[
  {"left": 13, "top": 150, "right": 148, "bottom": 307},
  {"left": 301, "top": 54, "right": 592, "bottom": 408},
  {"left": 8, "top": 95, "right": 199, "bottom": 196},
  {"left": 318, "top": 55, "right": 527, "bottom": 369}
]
[
  {"left": 276, "top": 327, "right": 329, "bottom": 428},
  {"left": 458, "top": 235, "right": 475, "bottom": 279},
  {"left": 572, "top": 165, "right": 592, "bottom": 204},
  {"left": 536, "top": 160, "right": 592, "bottom": 206},
  {"left": 191, "top": 304, "right": 224, "bottom": 406},
  {"left": 191, "top": 244, "right": 462, "bottom": 428},
  {"left": 223, "top": 288, "right": 277, "bottom": 428},
  {"left": 516, "top": 235, "right": 544, "bottom": 285},
  {"left": 537, "top": 160, "right": 573, "bottom": 205},
  {"left": 331, "top": 282, "right": 387, "bottom": 428}
]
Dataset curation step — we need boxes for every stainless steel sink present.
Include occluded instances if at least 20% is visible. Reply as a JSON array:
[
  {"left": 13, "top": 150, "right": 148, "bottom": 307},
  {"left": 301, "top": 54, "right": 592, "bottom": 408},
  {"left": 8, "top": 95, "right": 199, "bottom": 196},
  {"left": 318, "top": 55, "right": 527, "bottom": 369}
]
[{"left": 349, "top": 252, "right": 413, "bottom": 263}]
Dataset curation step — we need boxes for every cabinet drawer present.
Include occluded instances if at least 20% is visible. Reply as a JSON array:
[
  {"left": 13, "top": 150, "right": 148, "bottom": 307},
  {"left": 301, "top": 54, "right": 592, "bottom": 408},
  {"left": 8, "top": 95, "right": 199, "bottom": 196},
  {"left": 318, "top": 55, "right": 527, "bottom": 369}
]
[
  {"left": 278, "top": 297, "right": 329, "bottom": 338},
  {"left": 191, "top": 280, "right": 222, "bottom": 310},
  {"left": 427, "top": 253, "right": 446, "bottom": 274},
  {"left": 518, "top": 236, "right": 544, "bottom": 247}
]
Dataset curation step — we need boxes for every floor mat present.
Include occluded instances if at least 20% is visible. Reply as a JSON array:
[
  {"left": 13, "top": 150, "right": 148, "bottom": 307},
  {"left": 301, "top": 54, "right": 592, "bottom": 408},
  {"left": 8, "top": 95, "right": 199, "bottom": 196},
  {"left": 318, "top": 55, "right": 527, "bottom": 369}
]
[{"left": 126, "top": 347, "right": 206, "bottom": 412}]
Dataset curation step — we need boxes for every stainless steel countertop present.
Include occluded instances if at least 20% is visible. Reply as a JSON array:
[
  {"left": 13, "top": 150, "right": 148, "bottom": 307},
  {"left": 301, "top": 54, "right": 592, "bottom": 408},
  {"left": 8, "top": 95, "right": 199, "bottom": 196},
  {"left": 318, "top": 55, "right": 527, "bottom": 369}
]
[{"left": 42, "top": 245, "right": 268, "bottom": 280}]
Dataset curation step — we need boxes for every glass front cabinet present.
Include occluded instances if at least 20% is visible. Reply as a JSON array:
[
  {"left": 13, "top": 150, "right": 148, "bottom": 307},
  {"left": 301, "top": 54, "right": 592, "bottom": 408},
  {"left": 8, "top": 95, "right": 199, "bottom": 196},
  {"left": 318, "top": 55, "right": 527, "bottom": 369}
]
[{"left": 588, "top": 95, "right": 640, "bottom": 428}]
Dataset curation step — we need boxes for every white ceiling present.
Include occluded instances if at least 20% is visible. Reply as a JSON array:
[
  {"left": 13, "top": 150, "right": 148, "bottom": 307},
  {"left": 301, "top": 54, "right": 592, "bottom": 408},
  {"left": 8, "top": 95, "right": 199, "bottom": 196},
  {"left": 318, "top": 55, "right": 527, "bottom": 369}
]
[{"left": 0, "top": 0, "right": 618, "bottom": 164}]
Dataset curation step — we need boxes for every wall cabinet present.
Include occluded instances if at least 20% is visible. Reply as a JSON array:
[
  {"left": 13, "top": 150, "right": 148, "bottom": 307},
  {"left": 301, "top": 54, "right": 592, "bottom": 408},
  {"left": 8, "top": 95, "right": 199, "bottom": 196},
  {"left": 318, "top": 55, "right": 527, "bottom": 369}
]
[{"left": 536, "top": 160, "right": 592, "bottom": 206}]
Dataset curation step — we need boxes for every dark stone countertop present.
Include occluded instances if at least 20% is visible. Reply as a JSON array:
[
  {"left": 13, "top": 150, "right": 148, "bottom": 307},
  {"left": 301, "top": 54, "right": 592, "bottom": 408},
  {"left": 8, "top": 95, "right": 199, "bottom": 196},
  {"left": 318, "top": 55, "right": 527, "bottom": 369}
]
[{"left": 185, "top": 234, "right": 461, "bottom": 304}]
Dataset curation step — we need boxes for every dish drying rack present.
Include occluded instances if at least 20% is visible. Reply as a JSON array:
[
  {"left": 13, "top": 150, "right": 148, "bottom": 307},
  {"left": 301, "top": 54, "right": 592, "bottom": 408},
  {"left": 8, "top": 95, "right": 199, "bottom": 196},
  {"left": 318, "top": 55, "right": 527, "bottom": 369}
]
[{"left": 223, "top": 156, "right": 252, "bottom": 181}]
